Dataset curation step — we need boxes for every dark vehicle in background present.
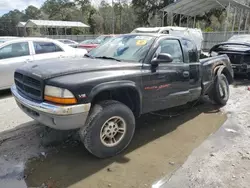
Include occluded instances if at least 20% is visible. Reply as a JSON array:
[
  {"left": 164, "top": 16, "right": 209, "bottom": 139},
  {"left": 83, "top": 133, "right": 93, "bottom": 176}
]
[
  {"left": 12, "top": 34, "right": 233, "bottom": 158},
  {"left": 57, "top": 39, "right": 79, "bottom": 48},
  {"left": 78, "top": 35, "right": 115, "bottom": 52},
  {"left": 210, "top": 34, "right": 250, "bottom": 78}
]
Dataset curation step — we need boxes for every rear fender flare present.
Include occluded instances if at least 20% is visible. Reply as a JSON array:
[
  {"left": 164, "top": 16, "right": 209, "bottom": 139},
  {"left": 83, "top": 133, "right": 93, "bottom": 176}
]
[{"left": 213, "top": 65, "right": 233, "bottom": 84}]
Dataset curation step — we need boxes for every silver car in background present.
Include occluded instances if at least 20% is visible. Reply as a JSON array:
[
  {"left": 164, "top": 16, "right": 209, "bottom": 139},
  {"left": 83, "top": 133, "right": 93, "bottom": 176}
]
[
  {"left": 0, "top": 37, "right": 87, "bottom": 90},
  {"left": 57, "top": 39, "right": 79, "bottom": 48}
]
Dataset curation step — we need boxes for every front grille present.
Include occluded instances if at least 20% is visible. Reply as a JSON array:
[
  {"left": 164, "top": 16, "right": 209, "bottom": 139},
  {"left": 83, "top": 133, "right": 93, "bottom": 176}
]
[
  {"left": 14, "top": 72, "right": 43, "bottom": 101},
  {"left": 225, "top": 54, "right": 242, "bottom": 65},
  {"left": 243, "top": 55, "right": 250, "bottom": 64}
]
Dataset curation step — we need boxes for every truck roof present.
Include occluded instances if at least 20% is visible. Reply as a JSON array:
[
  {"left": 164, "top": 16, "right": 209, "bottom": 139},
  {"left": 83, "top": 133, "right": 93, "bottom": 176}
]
[{"left": 120, "top": 33, "right": 190, "bottom": 41}]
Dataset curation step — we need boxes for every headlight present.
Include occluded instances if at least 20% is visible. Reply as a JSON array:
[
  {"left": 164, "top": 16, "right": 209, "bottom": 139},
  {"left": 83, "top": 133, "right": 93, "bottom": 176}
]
[{"left": 44, "top": 85, "right": 77, "bottom": 105}]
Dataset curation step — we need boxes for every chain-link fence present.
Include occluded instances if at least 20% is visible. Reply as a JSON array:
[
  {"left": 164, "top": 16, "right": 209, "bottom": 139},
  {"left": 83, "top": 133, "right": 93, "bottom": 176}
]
[
  {"left": 44, "top": 35, "right": 98, "bottom": 42},
  {"left": 45, "top": 31, "right": 250, "bottom": 51}
]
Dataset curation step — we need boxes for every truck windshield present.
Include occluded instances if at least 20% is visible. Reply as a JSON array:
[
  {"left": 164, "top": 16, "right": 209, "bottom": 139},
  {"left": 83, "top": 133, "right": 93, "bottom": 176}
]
[{"left": 88, "top": 35, "right": 155, "bottom": 62}]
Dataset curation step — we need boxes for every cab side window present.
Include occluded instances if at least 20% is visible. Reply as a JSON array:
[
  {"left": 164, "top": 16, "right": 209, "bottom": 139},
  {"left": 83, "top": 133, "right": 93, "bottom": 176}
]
[
  {"left": 0, "top": 42, "right": 30, "bottom": 59},
  {"left": 155, "top": 39, "right": 183, "bottom": 63},
  {"left": 182, "top": 39, "right": 198, "bottom": 63}
]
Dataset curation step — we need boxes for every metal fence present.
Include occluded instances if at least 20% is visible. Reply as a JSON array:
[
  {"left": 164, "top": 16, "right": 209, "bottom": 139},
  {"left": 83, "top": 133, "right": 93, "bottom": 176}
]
[
  {"left": 45, "top": 31, "right": 250, "bottom": 51},
  {"left": 44, "top": 35, "right": 98, "bottom": 42}
]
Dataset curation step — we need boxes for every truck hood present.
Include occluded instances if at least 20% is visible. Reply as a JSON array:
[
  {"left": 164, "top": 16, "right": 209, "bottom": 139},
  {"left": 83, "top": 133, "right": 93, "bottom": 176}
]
[
  {"left": 210, "top": 42, "right": 250, "bottom": 53},
  {"left": 17, "top": 57, "right": 142, "bottom": 80}
]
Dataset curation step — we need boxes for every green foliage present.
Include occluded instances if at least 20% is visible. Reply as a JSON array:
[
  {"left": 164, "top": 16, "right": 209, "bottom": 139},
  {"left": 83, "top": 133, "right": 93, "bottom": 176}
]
[
  {"left": 41, "top": 0, "right": 75, "bottom": 20},
  {"left": 0, "top": 0, "right": 237, "bottom": 36},
  {"left": 204, "top": 27, "right": 214, "bottom": 32},
  {"left": 23, "top": 6, "right": 42, "bottom": 20},
  {"left": 132, "top": 0, "right": 174, "bottom": 26},
  {"left": 0, "top": 9, "right": 25, "bottom": 36}
]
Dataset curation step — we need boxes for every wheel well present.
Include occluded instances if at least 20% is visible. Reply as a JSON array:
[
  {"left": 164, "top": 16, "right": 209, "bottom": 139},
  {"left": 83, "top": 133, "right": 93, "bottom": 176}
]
[
  {"left": 221, "top": 68, "right": 233, "bottom": 84},
  {"left": 215, "top": 66, "right": 233, "bottom": 84},
  {"left": 91, "top": 88, "right": 141, "bottom": 117}
]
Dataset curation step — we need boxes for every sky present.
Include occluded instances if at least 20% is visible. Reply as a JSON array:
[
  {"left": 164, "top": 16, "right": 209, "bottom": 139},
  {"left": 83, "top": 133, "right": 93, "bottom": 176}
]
[{"left": 0, "top": 0, "right": 113, "bottom": 16}]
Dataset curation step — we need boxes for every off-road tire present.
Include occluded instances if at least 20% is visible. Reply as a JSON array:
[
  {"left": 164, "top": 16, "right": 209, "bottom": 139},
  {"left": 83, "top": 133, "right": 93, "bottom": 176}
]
[
  {"left": 209, "top": 74, "right": 229, "bottom": 105},
  {"left": 79, "top": 100, "right": 135, "bottom": 158}
]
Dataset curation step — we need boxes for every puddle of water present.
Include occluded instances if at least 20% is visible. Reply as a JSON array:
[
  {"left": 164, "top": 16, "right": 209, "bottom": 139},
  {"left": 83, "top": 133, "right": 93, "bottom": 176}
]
[
  {"left": 0, "top": 158, "right": 27, "bottom": 188},
  {"left": 0, "top": 179, "right": 27, "bottom": 188},
  {"left": 24, "top": 103, "right": 226, "bottom": 188}
]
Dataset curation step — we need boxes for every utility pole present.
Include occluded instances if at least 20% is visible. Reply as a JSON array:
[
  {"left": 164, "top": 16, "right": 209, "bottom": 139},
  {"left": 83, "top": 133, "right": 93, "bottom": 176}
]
[
  {"left": 112, "top": 0, "right": 115, "bottom": 34},
  {"left": 119, "top": 0, "right": 122, "bottom": 33}
]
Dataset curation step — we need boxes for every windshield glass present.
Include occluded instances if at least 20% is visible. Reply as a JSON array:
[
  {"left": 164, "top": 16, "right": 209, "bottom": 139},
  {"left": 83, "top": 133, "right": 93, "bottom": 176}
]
[
  {"left": 228, "top": 35, "right": 250, "bottom": 43},
  {"left": 80, "top": 40, "right": 93, "bottom": 44},
  {"left": 93, "top": 36, "right": 111, "bottom": 44},
  {"left": 88, "top": 35, "right": 155, "bottom": 62}
]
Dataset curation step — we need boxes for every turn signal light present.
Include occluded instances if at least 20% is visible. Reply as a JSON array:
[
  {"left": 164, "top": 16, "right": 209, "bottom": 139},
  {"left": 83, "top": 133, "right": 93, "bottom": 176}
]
[{"left": 45, "top": 95, "right": 77, "bottom": 105}]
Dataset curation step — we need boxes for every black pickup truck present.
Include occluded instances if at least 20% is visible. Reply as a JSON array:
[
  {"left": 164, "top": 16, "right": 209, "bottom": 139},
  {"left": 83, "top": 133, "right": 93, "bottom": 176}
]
[
  {"left": 210, "top": 34, "right": 250, "bottom": 78},
  {"left": 11, "top": 34, "right": 233, "bottom": 158}
]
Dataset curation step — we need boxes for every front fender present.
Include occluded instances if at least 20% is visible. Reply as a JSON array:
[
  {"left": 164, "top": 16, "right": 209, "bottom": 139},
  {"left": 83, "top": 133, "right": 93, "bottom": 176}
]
[{"left": 89, "top": 80, "right": 143, "bottom": 114}]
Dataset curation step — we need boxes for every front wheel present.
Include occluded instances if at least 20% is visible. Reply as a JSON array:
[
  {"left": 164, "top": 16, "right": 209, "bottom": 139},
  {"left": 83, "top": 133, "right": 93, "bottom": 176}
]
[
  {"left": 209, "top": 74, "right": 229, "bottom": 105},
  {"left": 79, "top": 100, "right": 135, "bottom": 158}
]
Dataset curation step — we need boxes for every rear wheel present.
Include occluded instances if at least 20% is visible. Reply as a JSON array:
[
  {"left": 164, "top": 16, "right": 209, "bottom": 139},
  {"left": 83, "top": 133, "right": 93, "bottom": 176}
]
[
  {"left": 79, "top": 100, "right": 135, "bottom": 158},
  {"left": 209, "top": 74, "right": 229, "bottom": 105}
]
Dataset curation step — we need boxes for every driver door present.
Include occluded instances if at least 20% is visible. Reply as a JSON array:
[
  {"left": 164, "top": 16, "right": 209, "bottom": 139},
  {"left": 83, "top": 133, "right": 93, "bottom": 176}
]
[{"left": 142, "top": 39, "right": 190, "bottom": 113}]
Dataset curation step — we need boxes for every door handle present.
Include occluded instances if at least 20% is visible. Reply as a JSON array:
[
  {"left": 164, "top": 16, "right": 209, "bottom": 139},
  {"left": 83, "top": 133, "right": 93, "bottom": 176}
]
[{"left": 183, "top": 71, "right": 190, "bottom": 78}]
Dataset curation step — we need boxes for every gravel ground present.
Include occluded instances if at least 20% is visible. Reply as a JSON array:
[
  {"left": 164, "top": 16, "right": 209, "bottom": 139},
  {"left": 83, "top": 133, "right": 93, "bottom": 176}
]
[{"left": 155, "top": 84, "right": 250, "bottom": 188}]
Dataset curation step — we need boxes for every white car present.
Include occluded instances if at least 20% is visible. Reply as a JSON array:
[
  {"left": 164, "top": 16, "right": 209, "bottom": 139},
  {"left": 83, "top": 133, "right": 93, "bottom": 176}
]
[{"left": 0, "top": 37, "right": 87, "bottom": 90}]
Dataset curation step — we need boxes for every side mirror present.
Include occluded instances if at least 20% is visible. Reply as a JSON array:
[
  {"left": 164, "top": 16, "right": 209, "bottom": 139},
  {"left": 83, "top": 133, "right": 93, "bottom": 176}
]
[{"left": 151, "top": 53, "right": 173, "bottom": 65}]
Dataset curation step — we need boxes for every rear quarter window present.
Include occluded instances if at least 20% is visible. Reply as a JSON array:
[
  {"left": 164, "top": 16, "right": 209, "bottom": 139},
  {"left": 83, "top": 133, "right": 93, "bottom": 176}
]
[{"left": 33, "top": 41, "right": 63, "bottom": 54}]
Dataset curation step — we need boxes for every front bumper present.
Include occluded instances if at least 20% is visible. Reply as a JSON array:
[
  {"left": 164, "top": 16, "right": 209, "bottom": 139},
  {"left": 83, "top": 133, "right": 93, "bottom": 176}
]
[{"left": 11, "top": 85, "right": 91, "bottom": 130}]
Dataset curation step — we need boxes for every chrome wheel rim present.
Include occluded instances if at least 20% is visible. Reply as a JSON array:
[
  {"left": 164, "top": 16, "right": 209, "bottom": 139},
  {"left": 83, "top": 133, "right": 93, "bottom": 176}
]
[{"left": 100, "top": 116, "right": 127, "bottom": 147}]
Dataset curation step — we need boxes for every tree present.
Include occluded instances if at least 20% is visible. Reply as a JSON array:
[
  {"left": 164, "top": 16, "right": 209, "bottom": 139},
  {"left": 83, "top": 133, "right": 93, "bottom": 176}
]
[
  {"left": 132, "top": 0, "right": 174, "bottom": 26},
  {"left": 88, "top": 12, "right": 104, "bottom": 34},
  {"left": 75, "top": 0, "right": 92, "bottom": 24},
  {"left": 120, "top": 3, "right": 137, "bottom": 33},
  {"left": 99, "top": 1, "right": 113, "bottom": 34},
  {"left": 0, "top": 10, "right": 25, "bottom": 36},
  {"left": 23, "top": 5, "right": 42, "bottom": 20},
  {"left": 41, "top": 0, "right": 75, "bottom": 20}
]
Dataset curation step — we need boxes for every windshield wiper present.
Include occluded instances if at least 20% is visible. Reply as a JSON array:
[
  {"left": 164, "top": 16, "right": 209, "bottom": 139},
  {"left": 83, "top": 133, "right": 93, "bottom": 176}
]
[{"left": 95, "top": 56, "right": 121, "bottom": 62}]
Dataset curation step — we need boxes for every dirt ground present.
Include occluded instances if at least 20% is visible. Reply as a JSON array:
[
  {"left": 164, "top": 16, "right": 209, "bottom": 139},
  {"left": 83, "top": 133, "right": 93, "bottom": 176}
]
[
  {"left": 0, "top": 88, "right": 227, "bottom": 188},
  {"left": 156, "top": 80, "right": 250, "bottom": 188}
]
